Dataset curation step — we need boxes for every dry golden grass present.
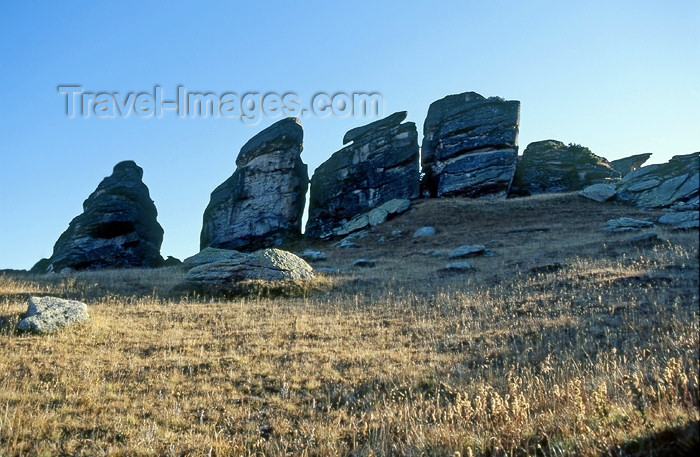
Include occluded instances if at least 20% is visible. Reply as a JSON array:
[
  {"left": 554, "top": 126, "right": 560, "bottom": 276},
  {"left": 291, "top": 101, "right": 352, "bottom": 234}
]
[{"left": 1, "top": 194, "right": 698, "bottom": 456}]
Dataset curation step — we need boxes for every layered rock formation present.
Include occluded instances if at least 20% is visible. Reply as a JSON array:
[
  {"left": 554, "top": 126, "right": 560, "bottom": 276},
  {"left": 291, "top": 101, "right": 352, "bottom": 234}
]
[
  {"left": 46, "top": 161, "right": 164, "bottom": 271},
  {"left": 510, "top": 141, "right": 620, "bottom": 195},
  {"left": 615, "top": 152, "right": 699, "bottom": 208},
  {"left": 201, "top": 117, "right": 308, "bottom": 251},
  {"left": 306, "top": 111, "right": 419, "bottom": 238},
  {"left": 421, "top": 92, "right": 520, "bottom": 198},
  {"left": 610, "top": 153, "right": 652, "bottom": 177}
]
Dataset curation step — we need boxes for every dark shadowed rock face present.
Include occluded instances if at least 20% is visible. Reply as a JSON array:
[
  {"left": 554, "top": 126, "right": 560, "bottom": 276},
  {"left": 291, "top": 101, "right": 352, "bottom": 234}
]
[
  {"left": 421, "top": 92, "right": 520, "bottom": 199},
  {"left": 30, "top": 258, "right": 51, "bottom": 274},
  {"left": 47, "top": 161, "right": 164, "bottom": 271},
  {"left": 615, "top": 152, "right": 699, "bottom": 208},
  {"left": 510, "top": 141, "right": 620, "bottom": 196},
  {"left": 201, "top": 117, "right": 308, "bottom": 251},
  {"left": 610, "top": 153, "right": 652, "bottom": 177},
  {"left": 305, "top": 111, "right": 420, "bottom": 239}
]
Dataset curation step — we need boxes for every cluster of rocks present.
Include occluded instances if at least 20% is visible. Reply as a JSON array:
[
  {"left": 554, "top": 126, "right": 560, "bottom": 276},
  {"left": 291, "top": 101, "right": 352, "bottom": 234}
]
[
  {"left": 32, "top": 161, "right": 164, "bottom": 273},
  {"left": 600, "top": 207, "right": 697, "bottom": 235},
  {"left": 30, "top": 90, "right": 698, "bottom": 281},
  {"left": 614, "top": 152, "right": 699, "bottom": 208},
  {"left": 581, "top": 152, "right": 699, "bottom": 209}
]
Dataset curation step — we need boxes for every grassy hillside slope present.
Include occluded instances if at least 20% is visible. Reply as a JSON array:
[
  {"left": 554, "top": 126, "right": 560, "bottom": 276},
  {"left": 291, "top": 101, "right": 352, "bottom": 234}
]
[{"left": 1, "top": 193, "right": 698, "bottom": 456}]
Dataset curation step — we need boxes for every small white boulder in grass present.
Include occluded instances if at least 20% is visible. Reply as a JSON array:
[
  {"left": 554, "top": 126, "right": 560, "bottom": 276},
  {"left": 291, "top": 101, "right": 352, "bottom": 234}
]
[{"left": 17, "top": 296, "right": 89, "bottom": 334}]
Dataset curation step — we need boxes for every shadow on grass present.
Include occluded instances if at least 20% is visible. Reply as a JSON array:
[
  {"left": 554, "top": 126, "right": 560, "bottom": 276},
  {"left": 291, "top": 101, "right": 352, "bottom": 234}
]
[
  {"left": 171, "top": 276, "right": 341, "bottom": 300},
  {"left": 607, "top": 420, "right": 699, "bottom": 457},
  {"left": 0, "top": 312, "right": 22, "bottom": 334}
]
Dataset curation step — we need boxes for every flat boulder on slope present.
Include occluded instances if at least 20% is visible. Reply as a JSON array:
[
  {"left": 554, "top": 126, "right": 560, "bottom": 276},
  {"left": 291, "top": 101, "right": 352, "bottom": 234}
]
[
  {"left": 413, "top": 227, "right": 437, "bottom": 238},
  {"left": 421, "top": 92, "right": 520, "bottom": 199},
  {"left": 580, "top": 183, "right": 617, "bottom": 202},
  {"left": 186, "top": 248, "right": 314, "bottom": 284},
  {"left": 201, "top": 117, "right": 308, "bottom": 251},
  {"left": 602, "top": 217, "right": 654, "bottom": 232},
  {"left": 334, "top": 198, "right": 411, "bottom": 236},
  {"left": 45, "top": 161, "right": 164, "bottom": 271},
  {"left": 17, "top": 296, "right": 89, "bottom": 334},
  {"left": 657, "top": 211, "right": 699, "bottom": 229},
  {"left": 306, "top": 112, "right": 419, "bottom": 238},
  {"left": 448, "top": 245, "right": 487, "bottom": 259}
]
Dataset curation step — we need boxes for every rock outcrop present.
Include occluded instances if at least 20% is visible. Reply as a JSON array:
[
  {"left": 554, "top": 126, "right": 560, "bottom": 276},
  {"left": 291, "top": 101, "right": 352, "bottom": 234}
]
[
  {"left": 511, "top": 141, "right": 620, "bottom": 195},
  {"left": 201, "top": 117, "right": 308, "bottom": 251},
  {"left": 46, "top": 161, "right": 164, "bottom": 271},
  {"left": 615, "top": 152, "right": 699, "bottom": 208},
  {"left": 17, "top": 296, "right": 89, "bottom": 334},
  {"left": 610, "top": 153, "right": 652, "bottom": 177},
  {"left": 306, "top": 112, "right": 419, "bottom": 238},
  {"left": 421, "top": 92, "right": 520, "bottom": 199}
]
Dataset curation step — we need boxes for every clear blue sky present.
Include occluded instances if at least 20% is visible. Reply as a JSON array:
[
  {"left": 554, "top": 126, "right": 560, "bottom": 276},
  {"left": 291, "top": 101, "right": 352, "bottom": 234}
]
[{"left": 1, "top": 0, "right": 698, "bottom": 269}]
